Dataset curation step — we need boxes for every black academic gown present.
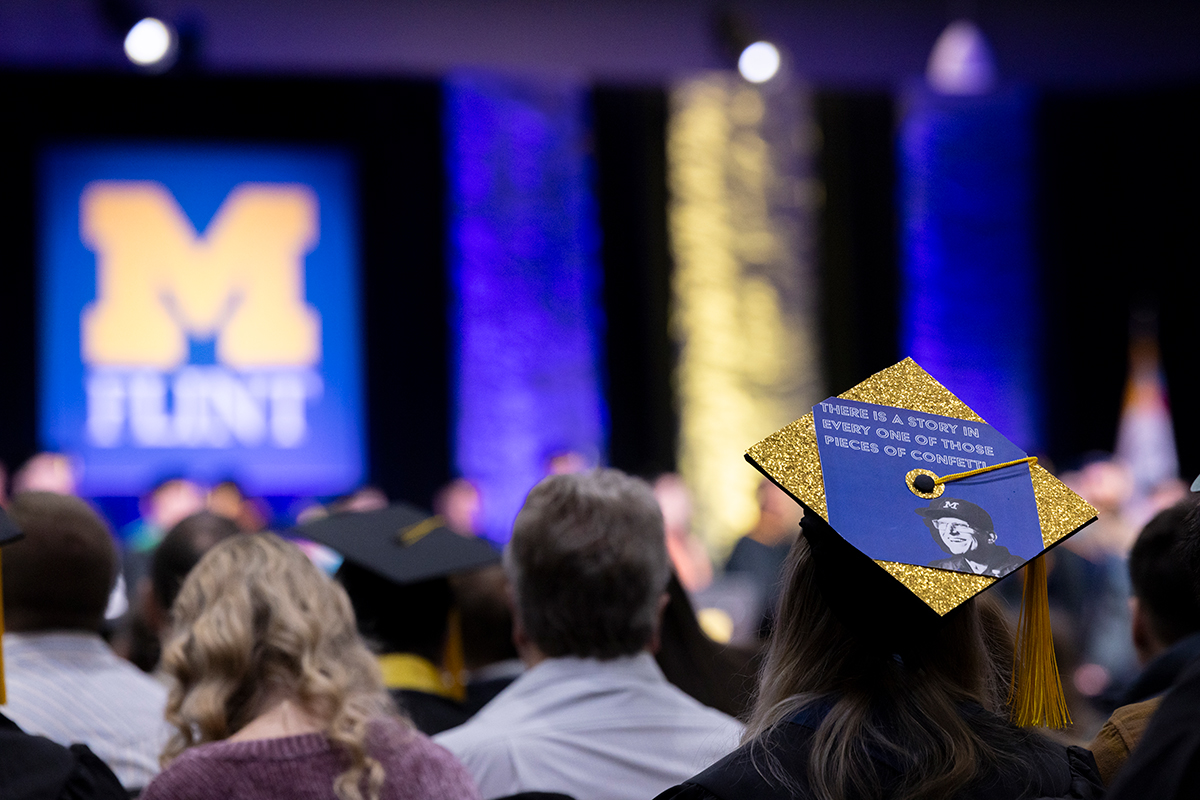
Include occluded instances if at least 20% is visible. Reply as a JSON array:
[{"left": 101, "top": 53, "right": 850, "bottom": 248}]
[
  {"left": 389, "top": 689, "right": 471, "bottom": 736},
  {"left": 0, "top": 713, "right": 127, "bottom": 800},
  {"left": 654, "top": 705, "right": 1103, "bottom": 800}
]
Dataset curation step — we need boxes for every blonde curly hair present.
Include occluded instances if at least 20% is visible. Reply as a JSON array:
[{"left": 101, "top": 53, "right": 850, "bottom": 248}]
[{"left": 160, "top": 532, "right": 405, "bottom": 800}]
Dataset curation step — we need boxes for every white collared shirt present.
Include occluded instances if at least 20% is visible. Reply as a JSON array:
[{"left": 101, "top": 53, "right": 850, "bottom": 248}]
[
  {"left": 435, "top": 652, "right": 743, "bottom": 800},
  {"left": 1, "top": 631, "right": 170, "bottom": 790}
]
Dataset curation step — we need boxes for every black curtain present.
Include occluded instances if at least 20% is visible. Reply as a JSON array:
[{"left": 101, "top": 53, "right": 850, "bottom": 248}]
[
  {"left": 814, "top": 91, "right": 900, "bottom": 395},
  {"left": 1038, "top": 85, "right": 1200, "bottom": 477},
  {"left": 593, "top": 86, "right": 677, "bottom": 479},
  {"left": 593, "top": 87, "right": 905, "bottom": 477}
]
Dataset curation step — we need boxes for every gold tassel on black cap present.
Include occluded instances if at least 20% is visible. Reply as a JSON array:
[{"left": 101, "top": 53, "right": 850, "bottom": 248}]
[{"left": 1008, "top": 554, "right": 1071, "bottom": 728}]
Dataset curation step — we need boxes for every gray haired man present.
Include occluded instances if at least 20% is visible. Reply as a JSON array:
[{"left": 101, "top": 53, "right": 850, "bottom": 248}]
[{"left": 436, "top": 469, "right": 742, "bottom": 800}]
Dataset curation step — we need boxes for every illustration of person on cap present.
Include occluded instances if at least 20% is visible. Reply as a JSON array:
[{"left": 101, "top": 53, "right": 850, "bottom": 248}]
[{"left": 918, "top": 497, "right": 1026, "bottom": 577}]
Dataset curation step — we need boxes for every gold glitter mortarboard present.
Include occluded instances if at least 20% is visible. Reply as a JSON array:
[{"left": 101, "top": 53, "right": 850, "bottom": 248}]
[{"left": 745, "top": 357, "right": 1097, "bottom": 728}]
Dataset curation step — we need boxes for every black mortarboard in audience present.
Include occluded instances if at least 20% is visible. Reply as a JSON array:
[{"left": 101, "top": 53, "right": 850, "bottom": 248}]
[
  {"left": 298, "top": 503, "right": 500, "bottom": 586},
  {"left": 295, "top": 503, "right": 500, "bottom": 734}
]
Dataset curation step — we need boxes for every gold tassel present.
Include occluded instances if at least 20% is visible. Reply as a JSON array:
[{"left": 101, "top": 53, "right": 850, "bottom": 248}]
[
  {"left": 1008, "top": 554, "right": 1071, "bottom": 728},
  {"left": 441, "top": 607, "right": 467, "bottom": 703}
]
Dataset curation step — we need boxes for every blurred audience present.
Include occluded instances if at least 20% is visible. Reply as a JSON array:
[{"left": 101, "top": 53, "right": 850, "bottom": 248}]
[
  {"left": 723, "top": 478, "right": 802, "bottom": 636},
  {"left": 1051, "top": 456, "right": 1140, "bottom": 703},
  {"left": 120, "top": 478, "right": 207, "bottom": 597},
  {"left": 329, "top": 485, "right": 391, "bottom": 515},
  {"left": 206, "top": 480, "right": 268, "bottom": 531},
  {"left": 141, "top": 533, "right": 479, "bottom": 800},
  {"left": 436, "top": 469, "right": 742, "bottom": 800},
  {"left": 119, "top": 511, "right": 242, "bottom": 673},
  {"left": 1089, "top": 497, "right": 1200, "bottom": 784},
  {"left": 654, "top": 572, "right": 761, "bottom": 719},
  {"left": 1121, "top": 497, "right": 1200, "bottom": 704},
  {"left": 1062, "top": 458, "right": 1138, "bottom": 559},
  {"left": 298, "top": 505, "right": 502, "bottom": 736},
  {"left": 0, "top": 504, "right": 128, "bottom": 800},
  {"left": 340, "top": 564, "right": 471, "bottom": 735},
  {"left": 114, "top": 478, "right": 209, "bottom": 651},
  {"left": 435, "top": 478, "right": 483, "bottom": 536},
  {"left": 8, "top": 430, "right": 1194, "bottom": 799},
  {"left": 653, "top": 474, "right": 713, "bottom": 593},
  {"left": 11, "top": 452, "right": 80, "bottom": 496},
  {"left": 1, "top": 492, "right": 169, "bottom": 793},
  {"left": 543, "top": 448, "right": 592, "bottom": 476},
  {"left": 449, "top": 565, "right": 524, "bottom": 715},
  {"left": 1106, "top": 498, "right": 1200, "bottom": 798}
]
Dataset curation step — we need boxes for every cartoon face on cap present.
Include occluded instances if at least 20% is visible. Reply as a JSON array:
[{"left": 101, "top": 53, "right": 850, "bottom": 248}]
[{"left": 933, "top": 517, "right": 980, "bottom": 554}]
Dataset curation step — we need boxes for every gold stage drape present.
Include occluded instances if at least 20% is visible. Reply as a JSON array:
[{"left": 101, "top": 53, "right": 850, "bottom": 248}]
[{"left": 667, "top": 73, "right": 822, "bottom": 559}]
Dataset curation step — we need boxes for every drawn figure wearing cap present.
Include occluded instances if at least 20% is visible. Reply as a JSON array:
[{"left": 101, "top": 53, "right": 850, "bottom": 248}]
[{"left": 918, "top": 497, "right": 1026, "bottom": 578}]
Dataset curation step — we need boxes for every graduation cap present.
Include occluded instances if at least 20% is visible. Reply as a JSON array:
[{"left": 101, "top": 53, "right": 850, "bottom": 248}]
[
  {"left": 1, "top": 506, "right": 26, "bottom": 705},
  {"left": 295, "top": 503, "right": 500, "bottom": 702},
  {"left": 296, "top": 503, "right": 500, "bottom": 585},
  {"left": 746, "top": 358, "right": 1097, "bottom": 728}
]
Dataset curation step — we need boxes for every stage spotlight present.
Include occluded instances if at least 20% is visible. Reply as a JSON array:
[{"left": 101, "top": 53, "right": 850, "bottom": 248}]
[
  {"left": 738, "top": 41, "right": 781, "bottom": 84},
  {"left": 926, "top": 20, "right": 997, "bottom": 95},
  {"left": 124, "top": 17, "right": 176, "bottom": 69}
]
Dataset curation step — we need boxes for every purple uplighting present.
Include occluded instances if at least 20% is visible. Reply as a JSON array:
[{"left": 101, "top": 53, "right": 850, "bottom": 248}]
[
  {"left": 446, "top": 72, "right": 607, "bottom": 543},
  {"left": 899, "top": 83, "right": 1041, "bottom": 452}
]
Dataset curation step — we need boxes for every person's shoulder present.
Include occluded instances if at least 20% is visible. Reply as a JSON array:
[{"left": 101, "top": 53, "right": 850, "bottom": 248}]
[
  {"left": 1089, "top": 697, "right": 1161, "bottom": 786},
  {"left": 110, "top": 659, "right": 171, "bottom": 705},
  {"left": 432, "top": 711, "right": 509, "bottom": 759},
  {"left": 141, "top": 735, "right": 338, "bottom": 799},
  {"left": 657, "top": 679, "right": 745, "bottom": 733},
  {"left": 665, "top": 731, "right": 810, "bottom": 800},
  {"left": 72, "top": 637, "right": 169, "bottom": 709},
  {"left": 0, "top": 716, "right": 127, "bottom": 800},
  {"left": 60, "top": 743, "right": 130, "bottom": 800},
  {"left": 97, "top": 641, "right": 167, "bottom": 684},
  {"left": 1004, "top": 741, "right": 1105, "bottom": 800},
  {"left": 1104, "top": 655, "right": 1200, "bottom": 798},
  {"left": 652, "top": 782, "right": 728, "bottom": 800},
  {"left": 139, "top": 749, "right": 230, "bottom": 800},
  {"left": 391, "top": 689, "right": 471, "bottom": 736},
  {"left": 1104, "top": 696, "right": 1161, "bottom": 747},
  {"left": 373, "top": 720, "right": 481, "bottom": 800},
  {"left": 434, "top": 671, "right": 540, "bottom": 751},
  {"left": 970, "top": 725, "right": 1104, "bottom": 800},
  {"left": 928, "top": 556, "right": 962, "bottom": 570}
]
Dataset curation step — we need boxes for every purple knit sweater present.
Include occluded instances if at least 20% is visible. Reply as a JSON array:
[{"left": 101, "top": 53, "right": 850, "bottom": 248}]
[{"left": 140, "top": 717, "right": 480, "bottom": 800}]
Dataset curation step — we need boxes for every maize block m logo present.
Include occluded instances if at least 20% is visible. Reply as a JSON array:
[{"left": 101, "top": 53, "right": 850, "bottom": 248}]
[{"left": 81, "top": 181, "right": 321, "bottom": 369}]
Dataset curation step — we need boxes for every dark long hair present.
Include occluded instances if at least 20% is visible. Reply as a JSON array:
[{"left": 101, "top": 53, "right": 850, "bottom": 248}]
[
  {"left": 745, "top": 523, "right": 1038, "bottom": 800},
  {"left": 655, "top": 571, "right": 761, "bottom": 718}
]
